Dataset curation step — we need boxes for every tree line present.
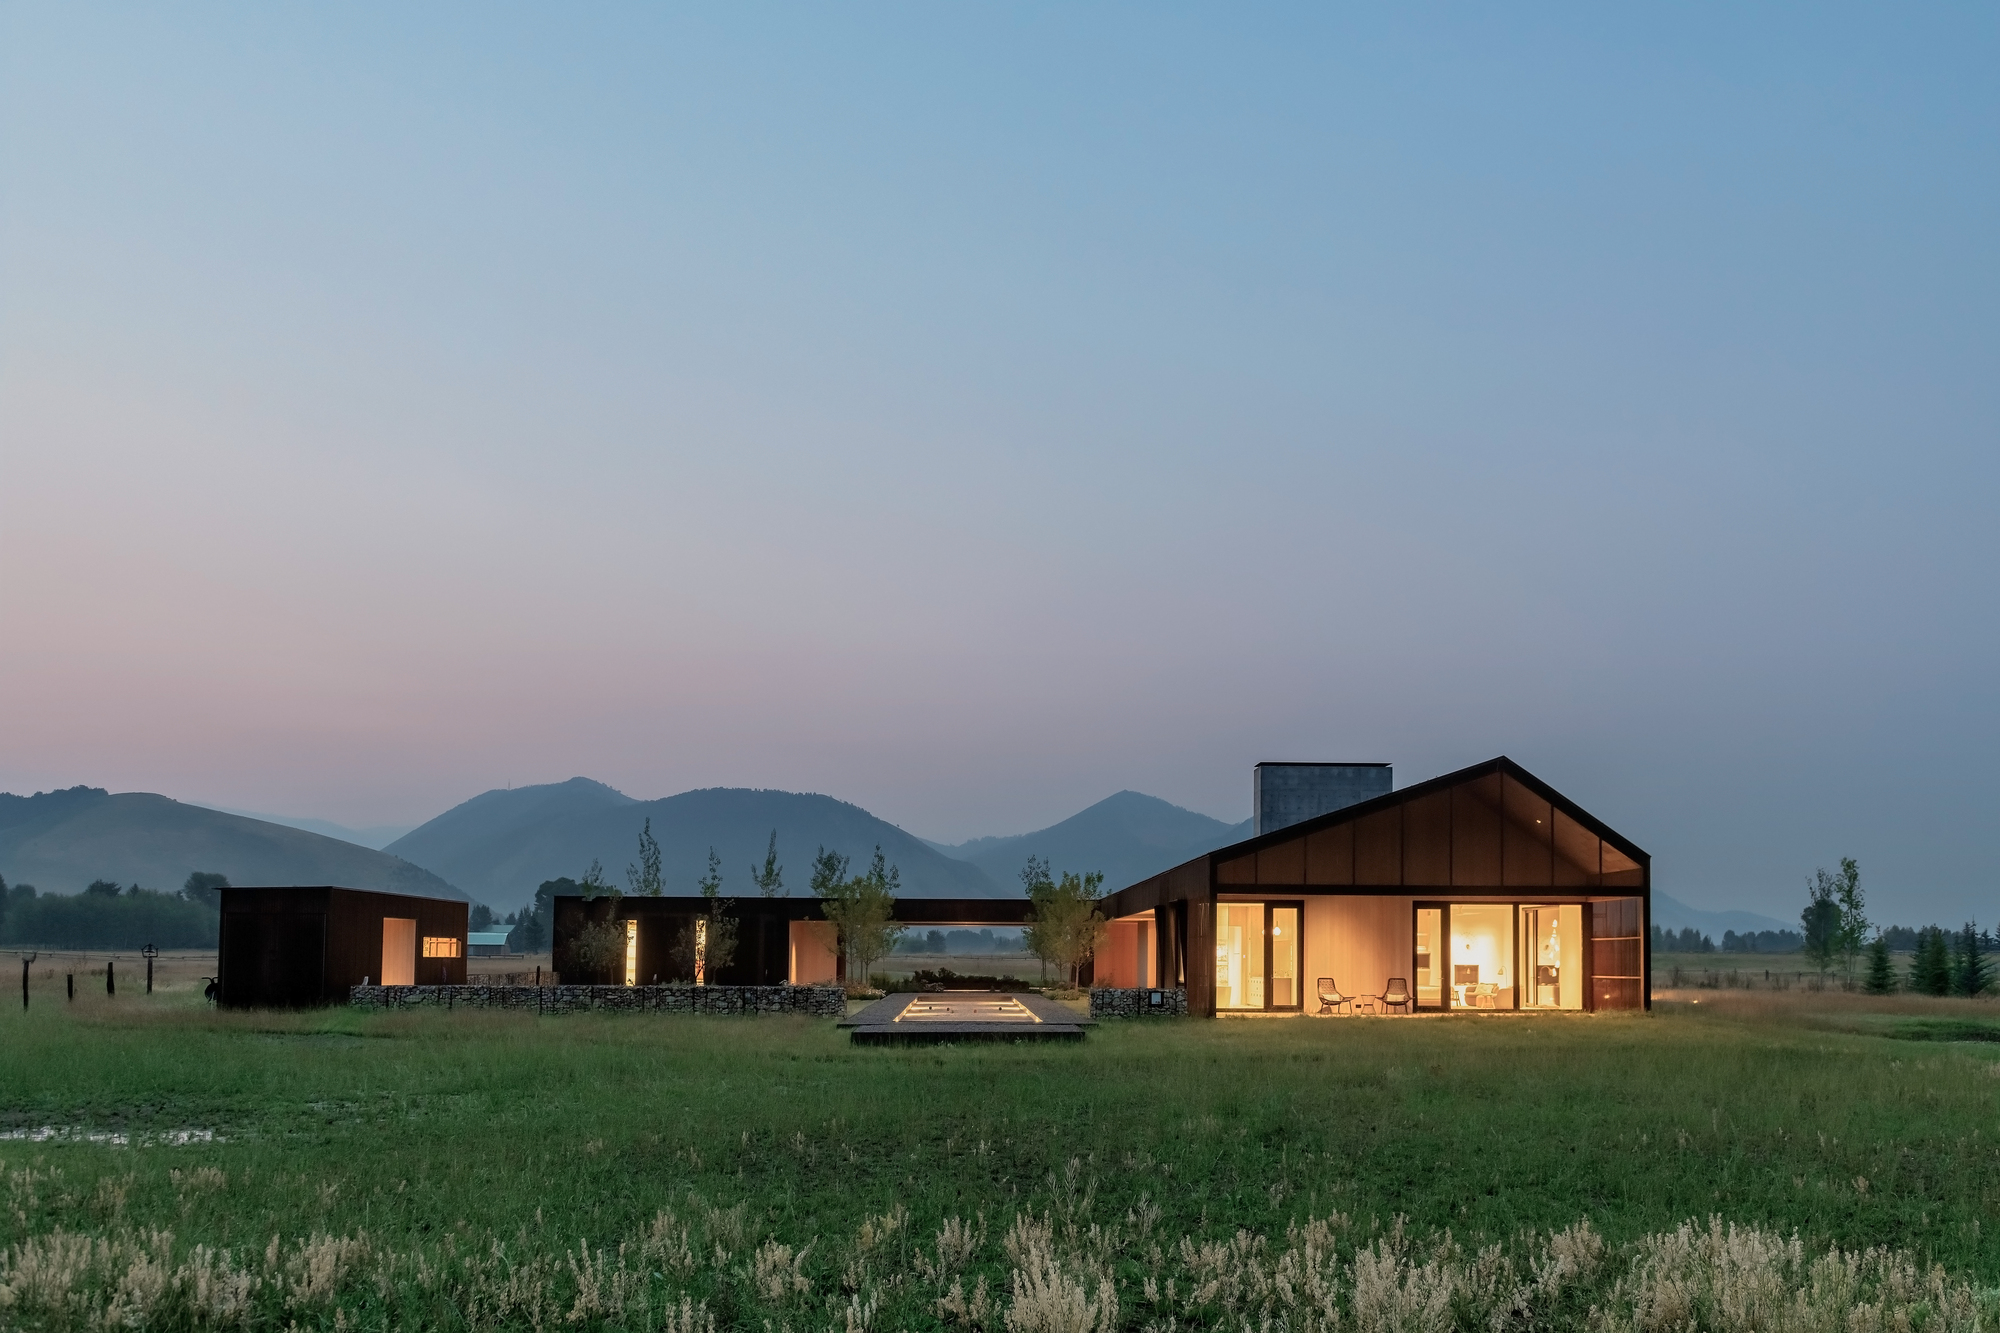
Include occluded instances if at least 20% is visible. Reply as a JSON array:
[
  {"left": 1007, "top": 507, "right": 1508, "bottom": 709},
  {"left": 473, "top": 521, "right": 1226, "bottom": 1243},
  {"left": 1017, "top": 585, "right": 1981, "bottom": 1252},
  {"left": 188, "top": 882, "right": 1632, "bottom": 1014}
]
[{"left": 0, "top": 872, "right": 228, "bottom": 949}]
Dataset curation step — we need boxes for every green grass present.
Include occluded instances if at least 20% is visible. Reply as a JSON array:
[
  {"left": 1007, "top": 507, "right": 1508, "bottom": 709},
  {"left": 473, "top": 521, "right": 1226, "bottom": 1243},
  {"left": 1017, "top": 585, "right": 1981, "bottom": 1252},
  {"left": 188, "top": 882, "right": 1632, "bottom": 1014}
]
[{"left": 4, "top": 991, "right": 2000, "bottom": 1327}]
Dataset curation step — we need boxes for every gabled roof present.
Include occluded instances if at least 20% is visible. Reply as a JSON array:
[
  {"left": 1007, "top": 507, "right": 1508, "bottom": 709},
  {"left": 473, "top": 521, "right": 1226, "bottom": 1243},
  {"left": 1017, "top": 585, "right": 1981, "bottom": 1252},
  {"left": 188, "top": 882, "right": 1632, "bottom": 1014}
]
[
  {"left": 1222, "top": 755, "right": 1646, "bottom": 866},
  {"left": 1103, "top": 756, "right": 1647, "bottom": 911}
]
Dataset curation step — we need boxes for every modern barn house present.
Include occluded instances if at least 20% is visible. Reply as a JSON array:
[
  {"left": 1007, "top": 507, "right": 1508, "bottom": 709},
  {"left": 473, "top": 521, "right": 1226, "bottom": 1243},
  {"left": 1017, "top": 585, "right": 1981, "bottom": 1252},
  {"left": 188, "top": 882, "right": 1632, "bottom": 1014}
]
[{"left": 1092, "top": 758, "right": 1650, "bottom": 1016}]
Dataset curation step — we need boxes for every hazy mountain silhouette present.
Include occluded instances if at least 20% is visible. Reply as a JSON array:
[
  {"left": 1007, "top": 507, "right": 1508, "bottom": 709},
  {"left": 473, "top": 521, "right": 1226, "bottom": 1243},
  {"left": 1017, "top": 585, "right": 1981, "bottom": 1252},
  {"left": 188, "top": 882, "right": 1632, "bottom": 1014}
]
[
  {"left": 1651, "top": 892, "right": 1790, "bottom": 938},
  {"left": 932, "top": 790, "right": 1252, "bottom": 892},
  {"left": 198, "top": 807, "right": 417, "bottom": 850},
  {"left": 0, "top": 787, "right": 467, "bottom": 900},
  {"left": 386, "top": 779, "right": 1007, "bottom": 909}
]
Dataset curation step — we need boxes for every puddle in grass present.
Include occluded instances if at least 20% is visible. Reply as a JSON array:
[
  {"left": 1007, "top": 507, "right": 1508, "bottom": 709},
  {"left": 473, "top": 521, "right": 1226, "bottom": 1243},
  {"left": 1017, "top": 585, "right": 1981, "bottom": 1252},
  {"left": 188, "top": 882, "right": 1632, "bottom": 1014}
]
[{"left": 0, "top": 1126, "right": 222, "bottom": 1147}]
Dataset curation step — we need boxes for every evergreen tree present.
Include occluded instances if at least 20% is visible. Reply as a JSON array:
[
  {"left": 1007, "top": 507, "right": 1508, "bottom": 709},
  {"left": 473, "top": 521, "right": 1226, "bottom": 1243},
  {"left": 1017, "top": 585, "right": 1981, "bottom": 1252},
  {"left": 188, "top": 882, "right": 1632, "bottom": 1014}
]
[
  {"left": 751, "top": 830, "right": 784, "bottom": 897},
  {"left": 1955, "top": 922, "right": 1990, "bottom": 997},
  {"left": 1908, "top": 926, "right": 1952, "bottom": 996},
  {"left": 1863, "top": 935, "right": 1896, "bottom": 994}
]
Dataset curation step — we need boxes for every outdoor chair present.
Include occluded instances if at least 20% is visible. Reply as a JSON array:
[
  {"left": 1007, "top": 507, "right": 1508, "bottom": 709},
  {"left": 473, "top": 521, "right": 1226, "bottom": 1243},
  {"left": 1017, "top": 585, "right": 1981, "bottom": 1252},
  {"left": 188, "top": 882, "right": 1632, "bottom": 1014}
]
[
  {"left": 1380, "top": 977, "right": 1412, "bottom": 1014},
  {"left": 1316, "top": 977, "right": 1351, "bottom": 1015}
]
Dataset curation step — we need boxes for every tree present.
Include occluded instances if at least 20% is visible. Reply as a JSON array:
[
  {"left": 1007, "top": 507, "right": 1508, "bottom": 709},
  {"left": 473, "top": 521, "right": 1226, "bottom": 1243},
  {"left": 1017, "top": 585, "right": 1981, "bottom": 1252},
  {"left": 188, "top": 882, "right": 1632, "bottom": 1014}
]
[
  {"left": 507, "top": 877, "right": 574, "bottom": 953},
  {"left": 817, "top": 846, "right": 904, "bottom": 988},
  {"left": 671, "top": 849, "right": 737, "bottom": 983},
  {"left": 626, "top": 818, "right": 665, "bottom": 897},
  {"left": 1022, "top": 860, "right": 1108, "bottom": 989},
  {"left": 181, "top": 871, "right": 229, "bottom": 910},
  {"left": 564, "top": 918, "right": 628, "bottom": 983},
  {"left": 85, "top": 879, "right": 124, "bottom": 898},
  {"left": 1863, "top": 935, "right": 1896, "bottom": 994},
  {"left": 751, "top": 830, "right": 785, "bottom": 897},
  {"left": 1955, "top": 922, "right": 1990, "bottom": 997},
  {"left": 1831, "top": 858, "right": 1867, "bottom": 978},
  {"left": 578, "top": 859, "right": 616, "bottom": 899},
  {"left": 1909, "top": 927, "right": 1952, "bottom": 996},
  {"left": 469, "top": 902, "right": 494, "bottom": 932},
  {"left": 1800, "top": 869, "right": 1842, "bottom": 974},
  {"left": 809, "top": 846, "right": 850, "bottom": 899}
]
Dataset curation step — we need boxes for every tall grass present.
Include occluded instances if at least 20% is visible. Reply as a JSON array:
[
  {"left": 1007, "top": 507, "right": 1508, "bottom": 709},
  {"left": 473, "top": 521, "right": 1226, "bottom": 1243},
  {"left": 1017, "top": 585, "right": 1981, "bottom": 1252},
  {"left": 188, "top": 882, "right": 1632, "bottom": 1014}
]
[{"left": 3, "top": 990, "right": 1999, "bottom": 1327}]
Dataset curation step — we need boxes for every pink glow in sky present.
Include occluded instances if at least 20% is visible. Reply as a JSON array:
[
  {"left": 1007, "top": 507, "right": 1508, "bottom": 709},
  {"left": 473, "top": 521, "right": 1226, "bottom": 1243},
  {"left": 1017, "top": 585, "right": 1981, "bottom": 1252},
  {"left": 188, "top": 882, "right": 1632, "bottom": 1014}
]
[{"left": 2, "top": 6, "right": 1995, "bottom": 922}]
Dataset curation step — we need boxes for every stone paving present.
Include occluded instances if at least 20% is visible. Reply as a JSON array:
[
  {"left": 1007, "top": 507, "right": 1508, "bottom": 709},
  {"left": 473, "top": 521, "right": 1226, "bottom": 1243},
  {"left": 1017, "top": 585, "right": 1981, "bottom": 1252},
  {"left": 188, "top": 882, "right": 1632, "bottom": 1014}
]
[{"left": 842, "top": 991, "right": 1091, "bottom": 1044}]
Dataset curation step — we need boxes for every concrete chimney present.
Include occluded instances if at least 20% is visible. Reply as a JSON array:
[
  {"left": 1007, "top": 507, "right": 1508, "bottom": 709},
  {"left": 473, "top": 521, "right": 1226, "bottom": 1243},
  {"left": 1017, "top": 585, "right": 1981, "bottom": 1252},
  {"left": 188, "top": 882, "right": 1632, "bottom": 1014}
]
[{"left": 1254, "top": 763, "right": 1393, "bottom": 836}]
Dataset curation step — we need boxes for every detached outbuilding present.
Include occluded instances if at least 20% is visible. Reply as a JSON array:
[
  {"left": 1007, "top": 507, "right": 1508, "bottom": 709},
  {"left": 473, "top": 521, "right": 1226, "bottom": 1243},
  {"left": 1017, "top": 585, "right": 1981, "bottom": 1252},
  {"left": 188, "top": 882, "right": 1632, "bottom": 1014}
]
[{"left": 217, "top": 886, "right": 468, "bottom": 1007}]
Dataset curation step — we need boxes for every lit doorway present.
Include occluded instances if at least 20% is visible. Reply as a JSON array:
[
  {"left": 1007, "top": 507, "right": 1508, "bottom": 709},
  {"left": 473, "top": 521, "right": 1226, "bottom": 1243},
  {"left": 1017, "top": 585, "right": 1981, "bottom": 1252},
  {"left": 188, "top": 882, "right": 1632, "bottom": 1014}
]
[
  {"left": 381, "top": 917, "right": 416, "bottom": 986},
  {"left": 1216, "top": 901, "right": 1303, "bottom": 1012},
  {"left": 1416, "top": 907, "right": 1442, "bottom": 1008},
  {"left": 1518, "top": 905, "right": 1582, "bottom": 1009}
]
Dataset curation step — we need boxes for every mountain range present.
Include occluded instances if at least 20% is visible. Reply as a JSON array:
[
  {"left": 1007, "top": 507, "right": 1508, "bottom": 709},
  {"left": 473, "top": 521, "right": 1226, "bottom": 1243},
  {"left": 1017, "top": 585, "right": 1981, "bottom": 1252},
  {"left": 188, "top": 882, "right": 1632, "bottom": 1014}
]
[
  {"left": 384, "top": 779, "right": 1005, "bottom": 907},
  {"left": 0, "top": 786, "right": 465, "bottom": 901},
  {"left": 2, "top": 778, "right": 1788, "bottom": 932},
  {"left": 927, "top": 790, "right": 1251, "bottom": 894}
]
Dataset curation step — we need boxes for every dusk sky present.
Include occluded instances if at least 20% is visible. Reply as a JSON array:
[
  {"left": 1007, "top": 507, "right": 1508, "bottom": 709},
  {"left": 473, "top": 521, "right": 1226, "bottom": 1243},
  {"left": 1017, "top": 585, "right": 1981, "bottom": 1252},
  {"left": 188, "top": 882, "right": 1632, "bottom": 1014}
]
[{"left": 2, "top": 6, "right": 1994, "bottom": 924}]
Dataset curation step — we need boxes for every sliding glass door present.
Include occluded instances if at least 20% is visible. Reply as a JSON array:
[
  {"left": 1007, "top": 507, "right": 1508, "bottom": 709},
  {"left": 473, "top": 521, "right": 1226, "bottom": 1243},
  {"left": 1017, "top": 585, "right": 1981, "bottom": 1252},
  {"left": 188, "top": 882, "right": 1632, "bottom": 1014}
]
[{"left": 1216, "top": 901, "right": 1304, "bottom": 1012}]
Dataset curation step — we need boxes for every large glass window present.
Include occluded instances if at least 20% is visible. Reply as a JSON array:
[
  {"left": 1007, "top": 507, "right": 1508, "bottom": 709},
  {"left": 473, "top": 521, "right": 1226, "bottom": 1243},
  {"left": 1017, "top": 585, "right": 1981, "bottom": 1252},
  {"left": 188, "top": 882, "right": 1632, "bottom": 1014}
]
[
  {"left": 1416, "top": 907, "right": 1441, "bottom": 1008},
  {"left": 1217, "top": 903, "right": 1265, "bottom": 1009},
  {"left": 1449, "top": 904, "right": 1514, "bottom": 1009},
  {"left": 1216, "top": 902, "right": 1303, "bottom": 1011},
  {"left": 1518, "top": 905, "right": 1582, "bottom": 1009},
  {"left": 1270, "top": 906, "right": 1299, "bottom": 1008}
]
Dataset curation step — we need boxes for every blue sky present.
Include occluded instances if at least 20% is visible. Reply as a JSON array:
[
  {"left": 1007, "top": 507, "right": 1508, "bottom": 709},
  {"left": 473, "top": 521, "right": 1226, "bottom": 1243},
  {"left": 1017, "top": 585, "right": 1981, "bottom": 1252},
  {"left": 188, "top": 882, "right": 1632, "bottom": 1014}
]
[{"left": 1, "top": 5, "right": 1995, "bottom": 923}]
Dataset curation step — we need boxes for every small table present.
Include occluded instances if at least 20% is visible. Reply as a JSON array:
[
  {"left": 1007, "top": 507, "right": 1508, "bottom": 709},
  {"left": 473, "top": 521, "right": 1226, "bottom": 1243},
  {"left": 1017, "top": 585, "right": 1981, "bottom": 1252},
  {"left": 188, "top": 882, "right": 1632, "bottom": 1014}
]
[{"left": 1352, "top": 995, "right": 1379, "bottom": 1015}]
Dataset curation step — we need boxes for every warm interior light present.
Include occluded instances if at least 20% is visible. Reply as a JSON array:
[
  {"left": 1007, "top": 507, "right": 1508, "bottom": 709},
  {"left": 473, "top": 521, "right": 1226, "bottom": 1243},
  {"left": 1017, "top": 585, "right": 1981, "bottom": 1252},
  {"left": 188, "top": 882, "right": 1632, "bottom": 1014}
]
[
  {"left": 421, "top": 936, "right": 461, "bottom": 959},
  {"left": 623, "top": 919, "right": 638, "bottom": 987},
  {"left": 695, "top": 918, "right": 709, "bottom": 987}
]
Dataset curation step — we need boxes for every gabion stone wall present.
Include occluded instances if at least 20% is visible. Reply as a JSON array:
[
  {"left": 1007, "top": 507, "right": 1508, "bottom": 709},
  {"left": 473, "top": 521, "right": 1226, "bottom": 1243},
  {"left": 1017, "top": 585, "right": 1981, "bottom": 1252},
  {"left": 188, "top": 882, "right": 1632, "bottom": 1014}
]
[
  {"left": 1089, "top": 987, "right": 1188, "bottom": 1018},
  {"left": 348, "top": 984, "right": 845, "bottom": 1016}
]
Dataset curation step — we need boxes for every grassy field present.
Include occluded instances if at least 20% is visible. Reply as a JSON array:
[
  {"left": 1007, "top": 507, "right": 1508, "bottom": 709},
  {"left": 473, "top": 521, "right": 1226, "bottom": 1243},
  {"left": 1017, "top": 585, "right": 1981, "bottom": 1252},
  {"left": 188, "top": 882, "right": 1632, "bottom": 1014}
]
[{"left": 3, "top": 982, "right": 1998, "bottom": 1329}]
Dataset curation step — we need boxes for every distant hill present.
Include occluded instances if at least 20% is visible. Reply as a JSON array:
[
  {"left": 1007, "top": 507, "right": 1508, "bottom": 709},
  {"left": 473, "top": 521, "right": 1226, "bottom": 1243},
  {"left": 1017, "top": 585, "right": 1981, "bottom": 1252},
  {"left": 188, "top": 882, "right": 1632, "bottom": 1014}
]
[
  {"left": 199, "top": 807, "right": 417, "bottom": 850},
  {"left": 932, "top": 790, "right": 1252, "bottom": 892},
  {"left": 0, "top": 787, "right": 468, "bottom": 901},
  {"left": 1651, "top": 892, "right": 1792, "bottom": 939},
  {"left": 385, "top": 779, "right": 1007, "bottom": 909}
]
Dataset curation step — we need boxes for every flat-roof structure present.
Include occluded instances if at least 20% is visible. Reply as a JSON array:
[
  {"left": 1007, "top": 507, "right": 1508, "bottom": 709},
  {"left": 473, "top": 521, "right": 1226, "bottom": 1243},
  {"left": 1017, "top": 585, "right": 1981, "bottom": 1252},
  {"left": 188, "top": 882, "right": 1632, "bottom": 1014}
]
[
  {"left": 218, "top": 886, "right": 467, "bottom": 1007},
  {"left": 550, "top": 894, "right": 1032, "bottom": 987},
  {"left": 1095, "top": 756, "right": 1650, "bottom": 1017}
]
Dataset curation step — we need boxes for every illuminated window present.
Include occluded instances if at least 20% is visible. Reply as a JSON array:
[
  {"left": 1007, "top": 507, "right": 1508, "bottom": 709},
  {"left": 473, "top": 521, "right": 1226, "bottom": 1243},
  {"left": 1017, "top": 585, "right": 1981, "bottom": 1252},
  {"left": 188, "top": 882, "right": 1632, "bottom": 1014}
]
[
  {"left": 1449, "top": 903, "right": 1513, "bottom": 1009},
  {"left": 695, "top": 918, "right": 708, "bottom": 986},
  {"left": 422, "top": 936, "right": 462, "bottom": 959},
  {"left": 624, "top": 918, "right": 638, "bottom": 987},
  {"left": 1518, "top": 904, "right": 1583, "bottom": 1010}
]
